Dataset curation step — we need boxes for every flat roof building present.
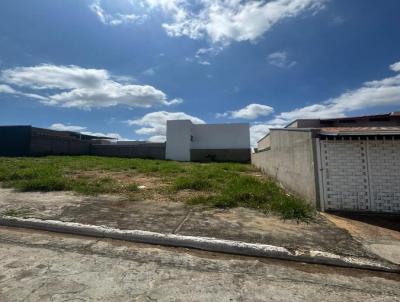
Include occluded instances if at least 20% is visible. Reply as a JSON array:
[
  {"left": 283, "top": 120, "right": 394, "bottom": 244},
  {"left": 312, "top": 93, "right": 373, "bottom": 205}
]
[{"left": 166, "top": 120, "right": 251, "bottom": 162}]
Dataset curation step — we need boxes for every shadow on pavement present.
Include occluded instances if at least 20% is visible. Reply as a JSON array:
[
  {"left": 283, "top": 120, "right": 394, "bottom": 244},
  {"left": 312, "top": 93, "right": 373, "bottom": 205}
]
[{"left": 327, "top": 212, "right": 400, "bottom": 232}]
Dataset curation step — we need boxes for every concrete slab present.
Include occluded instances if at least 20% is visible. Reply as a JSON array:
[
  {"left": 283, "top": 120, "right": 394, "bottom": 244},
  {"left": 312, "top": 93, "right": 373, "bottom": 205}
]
[
  {"left": 176, "top": 207, "right": 369, "bottom": 257},
  {"left": 323, "top": 213, "right": 400, "bottom": 265},
  {"left": 1, "top": 227, "right": 400, "bottom": 302}
]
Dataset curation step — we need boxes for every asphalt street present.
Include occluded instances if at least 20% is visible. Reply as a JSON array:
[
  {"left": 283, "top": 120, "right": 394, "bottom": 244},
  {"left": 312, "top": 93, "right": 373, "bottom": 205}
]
[{"left": 0, "top": 226, "right": 399, "bottom": 302}]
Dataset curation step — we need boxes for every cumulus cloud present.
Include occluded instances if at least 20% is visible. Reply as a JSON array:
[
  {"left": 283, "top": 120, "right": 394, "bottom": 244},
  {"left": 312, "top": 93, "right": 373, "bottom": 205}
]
[
  {"left": 90, "top": 0, "right": 145, "bottom": 26},
  {"left": 88, "top": 0, "right": 326, "bottom": 63},
  {"left": 218, "top": 103, "right": 274, "bottom": 119},
  {"left": 0, "top": 64, "right": 181, "bottom": 109},
  {"left": 161, "top": 0, "right": 326, "bottom": 44},
  {"left": 250, "top": 61, "right": 400, "bottom": 146},
  {"left": 267, "top": 51, "right": 296, "bottom": 68},
  {"left": 89, "top": 0, "right": 326, "bottom": 55},
  {"left": 128, "top": 111, "right": 204, "bottom": 142},
  {"left": 49, "top": 123, "right": 127, "bottom": 140}
]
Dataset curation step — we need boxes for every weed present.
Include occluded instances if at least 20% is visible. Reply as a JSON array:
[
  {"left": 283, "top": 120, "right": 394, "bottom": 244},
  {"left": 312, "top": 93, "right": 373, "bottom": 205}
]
[
  {"left": 173, "top": 176, "right": 212, "bottom": 191},
  {"left": 126, "top": 183, "right": 139, "bottom": 192}
]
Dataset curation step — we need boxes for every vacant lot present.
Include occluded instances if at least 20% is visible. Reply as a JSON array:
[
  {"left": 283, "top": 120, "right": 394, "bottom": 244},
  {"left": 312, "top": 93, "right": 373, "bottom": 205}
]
[{"left": 0, "top": 156, "right": 313, "bottom": 220}]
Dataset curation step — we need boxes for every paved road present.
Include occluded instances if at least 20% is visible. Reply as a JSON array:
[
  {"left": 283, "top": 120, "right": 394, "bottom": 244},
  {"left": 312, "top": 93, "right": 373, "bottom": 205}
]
[{"left": 0, "top": 227, "right": 399, "bottom": 302}]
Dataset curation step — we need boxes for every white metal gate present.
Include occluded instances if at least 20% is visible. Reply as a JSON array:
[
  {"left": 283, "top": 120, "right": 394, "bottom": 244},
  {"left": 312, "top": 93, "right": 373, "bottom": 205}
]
[{"left": 318, "top": 138, "right": 400, "bottom": 213}]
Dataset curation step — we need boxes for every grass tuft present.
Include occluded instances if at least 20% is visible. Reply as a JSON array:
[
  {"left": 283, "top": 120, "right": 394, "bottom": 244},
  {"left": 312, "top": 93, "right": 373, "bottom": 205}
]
[
  {"left": 126, "top": 183, "right": 139, "bottom": 192},
  {"left": 173, "top": 176, "right": 212, "bottom": 191}
]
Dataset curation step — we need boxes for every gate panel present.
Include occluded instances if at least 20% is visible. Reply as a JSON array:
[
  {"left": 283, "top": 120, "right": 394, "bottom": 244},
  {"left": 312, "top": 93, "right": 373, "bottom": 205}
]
[
  {"left": 320, "top": 139, "right": 370, "bottom": 211},
  {"left": 319, "top": 138, "right": 400, "bottom": 213},
  {"left": 368, "top": 139, "right": 400, "bottom": 212}
]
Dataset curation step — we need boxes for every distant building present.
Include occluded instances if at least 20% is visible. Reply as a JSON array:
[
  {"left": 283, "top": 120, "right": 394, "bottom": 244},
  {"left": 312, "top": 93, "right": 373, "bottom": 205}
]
[
  {"left": 0, "top": 125, "right": 112, "bottom": 156},
  {"left": 0, "top": 125, "right": 165, "bottom": 159},
  {"left": 166, "top": 120, "right": 250, "bottom": 162},
  {"left": 0, "top": 121, "right": 250, "bottom": 163},
  {"left": 252, "top": 112, "right": 400, "bottom": 213}
]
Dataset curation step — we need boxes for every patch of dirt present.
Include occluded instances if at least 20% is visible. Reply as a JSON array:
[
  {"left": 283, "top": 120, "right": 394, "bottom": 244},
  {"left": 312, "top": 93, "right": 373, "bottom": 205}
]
[{"left": 69, "top": 171, "right": 169, "bottom": 189}]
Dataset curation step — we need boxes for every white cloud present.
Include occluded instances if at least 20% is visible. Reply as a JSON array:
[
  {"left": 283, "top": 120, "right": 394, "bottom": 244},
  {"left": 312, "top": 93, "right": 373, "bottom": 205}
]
[
  {"left": 82, "top": 131, "right": 126, "bottom": 140},
  {"left": 251, "top": 61, "right": 400, "bottom": 146},
  {"left": 0, "top": 64, "right": 182, "bottom": 109},
  {"left": 128, "top": 111, "right": 204, "bottom": 141},
  {"left": 193, "top": 46, "right": 223, "bottom": 65},
  {"left": 49, "top": 123, "right": 87, "bottom": 132},
  {"left": 218, "top": 103, "right": 274, "bottom": 119},
  {"left": 249, "top": 119, "right": 287, "bottom": 146},
  {"left": 2, "top": 64, "right": 109, "bottom": 90},
  {"left": 90, "top": 0, "right": 145, "bottom": 26},
  {"left": 87, "top": 0, "right": 326, "bottom": 62},
  {"left": 267, "top": 51, "right": 296, "bottom": 68},
  {"left": 0, "top": 84, "right": 16, "bottom": 94},
  {"left": 89, "top": 0, "right": 326, "bottom": 50},
  {"left": 49, "top": 123, "right": 127, "bottom": 140},
  {"left": 390, "top": 61, "right": 400, "bottom": 72},
  {"left": 161, "top": 0, "right": 327, "bottom": 44},
  {"left": 0, "top": 84, "right": 47, "bottom": 100},
  {"left": 148, "top": 135, "right": 167, "bottom": 142}
]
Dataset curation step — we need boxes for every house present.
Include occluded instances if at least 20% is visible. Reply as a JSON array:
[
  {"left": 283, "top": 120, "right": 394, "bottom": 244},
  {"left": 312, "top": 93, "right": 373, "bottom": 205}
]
[
  {"left": 252, "top": 112, "right": 400, "bottom": 213},
  {"left": 166, "top": 120, "right": 251, "bottom": 162}
]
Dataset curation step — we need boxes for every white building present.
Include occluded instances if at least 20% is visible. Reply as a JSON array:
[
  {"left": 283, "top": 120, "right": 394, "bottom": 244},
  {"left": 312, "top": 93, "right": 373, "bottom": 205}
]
[{"left": 166, "top": 120, "right": 250, "bottom": 162}]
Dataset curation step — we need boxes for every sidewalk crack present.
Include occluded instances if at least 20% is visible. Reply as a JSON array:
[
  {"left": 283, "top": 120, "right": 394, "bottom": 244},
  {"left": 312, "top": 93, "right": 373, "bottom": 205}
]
[{"left": 173, "top": 210, "right": 192, "bottom": 234}]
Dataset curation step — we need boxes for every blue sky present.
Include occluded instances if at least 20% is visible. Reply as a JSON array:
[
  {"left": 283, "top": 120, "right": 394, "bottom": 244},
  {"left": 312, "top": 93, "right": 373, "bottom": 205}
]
[{"left": 0, "top": 0, "right": 399, "bottom": 145}]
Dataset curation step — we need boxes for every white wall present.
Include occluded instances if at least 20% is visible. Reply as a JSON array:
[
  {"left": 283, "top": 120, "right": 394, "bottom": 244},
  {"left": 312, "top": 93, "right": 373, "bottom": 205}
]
[
  {"left": 165, "top": 120, "right": 191, "bottom": 161},
  {"left": 252, "top": 129, "right": 318, "bottom": 206},
  {"left": 191, "top": 124, "right": 250, "bottom": 149},
  {"left": 257, "top": 135, "right": 270, "bottom": 150},
  {"left": 166, "top": 120, "right": 250, "bottom": 161}
]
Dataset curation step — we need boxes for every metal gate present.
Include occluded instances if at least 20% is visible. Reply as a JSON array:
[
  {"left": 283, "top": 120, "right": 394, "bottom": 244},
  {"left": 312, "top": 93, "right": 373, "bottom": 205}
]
[{"left": 317, "top": 138, "right": 400, "bottom": 213}]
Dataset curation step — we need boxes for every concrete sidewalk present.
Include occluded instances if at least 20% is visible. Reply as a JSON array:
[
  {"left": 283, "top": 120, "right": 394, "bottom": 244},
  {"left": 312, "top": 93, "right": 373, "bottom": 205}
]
[
  {"left": 2, "top": 227, "right": 399, "bottom": 302},
  {"left": 0, "top": 188, "right": 399, "bottom": 270}
]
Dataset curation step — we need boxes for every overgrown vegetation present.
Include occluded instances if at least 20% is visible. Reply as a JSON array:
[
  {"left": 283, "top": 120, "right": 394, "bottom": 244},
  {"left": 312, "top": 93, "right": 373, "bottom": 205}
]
[{"left": 0, "top": 156, "right": 314, "bottom": 220}]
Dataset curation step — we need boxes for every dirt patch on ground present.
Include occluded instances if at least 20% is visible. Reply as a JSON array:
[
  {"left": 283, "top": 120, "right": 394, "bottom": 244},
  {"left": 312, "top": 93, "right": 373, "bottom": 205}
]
[{"left": 70, "top": 171, "right": 169, "bottom": 189}]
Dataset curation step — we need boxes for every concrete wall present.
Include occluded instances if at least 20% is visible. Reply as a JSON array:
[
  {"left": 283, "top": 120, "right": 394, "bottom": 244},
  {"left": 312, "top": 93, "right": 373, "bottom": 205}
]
[
  {"left": 191, "top": 148, "right": 250, "bottom": 163},
  {"left": 30, "top": 136, "right": 90, "bottom": 156},
  {"left": 191, "top": 124, "right": 250, "bottom": 149},
  {"left": 90, "top": 143, "right": 165, "bottom": 159},
  {"left": 165, "top": 120, "right": 192, "bottom": 161},
  {"left": 166, "top": 120, "right": 250, "bottom": 162},
  {"left": 30, "top": 128, "right": 90, "bottom": 155},
  {"left": 257, "top": 134, "right": 271, "bottom": 151},
  {"left": 0, "top": 126, "right": 32, "bottom": 156},
  {"left": 252, "top": 129, "right": 319, "bottom": 207}
]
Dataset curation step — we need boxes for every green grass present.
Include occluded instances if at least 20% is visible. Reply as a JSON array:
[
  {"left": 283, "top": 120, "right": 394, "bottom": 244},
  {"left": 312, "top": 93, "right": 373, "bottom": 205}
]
[{"left": 0, "top": 156, "right": 314, "bottom": 220}]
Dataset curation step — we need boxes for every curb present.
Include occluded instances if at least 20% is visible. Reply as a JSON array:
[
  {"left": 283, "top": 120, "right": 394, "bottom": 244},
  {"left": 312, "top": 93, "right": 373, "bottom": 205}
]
[{"left": 0, "top": 216, "right": 399, "bottom": 273}]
